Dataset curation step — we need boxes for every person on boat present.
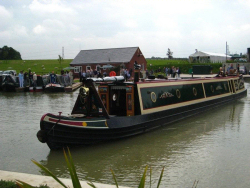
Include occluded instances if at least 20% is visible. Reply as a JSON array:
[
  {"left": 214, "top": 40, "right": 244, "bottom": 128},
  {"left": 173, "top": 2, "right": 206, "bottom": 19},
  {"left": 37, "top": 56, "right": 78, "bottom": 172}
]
[
  {"left": 18, "top": 71, "right": 24, "bottom": 88},
  {"left": 103, "top": 71, "right": 107, "bottom": 77},
  {"left": 227, "top": 63, "right": 234, "bottom": 73},
  {"left": 146, "top": 69, "right": 149, "bottom": 78},
  {"left": 82, "top": 71, "right": 86, "bottom": 81},
  {"left": 28, "top": 70, "right": 33, "bottom": 85},
  {"left": 150, "top": 69, "right": 154, "bottom": 76},
  {"left": 165, "top": 67, "right": 169, "bottom": 77},
  {"left": 79, "top": 71, "right": 82, "bottom": 82},
  {"left": 124, "top": 69, "right": 128, "bottom": 81},
  {"left": 93, "top": 69, "right": 98, "bottom": 78},
  {"left": 169, "top": 67, "right": 172, "bottom": 77},
  {"left": 69, "top": 70, "right": 73, "bottom": 85},
  {"left": 33, "top": 72, "right": 37, "bottom": 87},
  {"left": 23, "top": 71, "right": 28, "bottom": 87},
  {"left": 216, "top": 67, "right": 225, "bottom": 77},
  {"left": 50, "top": 71, "right": 57, "bottom": 84}
]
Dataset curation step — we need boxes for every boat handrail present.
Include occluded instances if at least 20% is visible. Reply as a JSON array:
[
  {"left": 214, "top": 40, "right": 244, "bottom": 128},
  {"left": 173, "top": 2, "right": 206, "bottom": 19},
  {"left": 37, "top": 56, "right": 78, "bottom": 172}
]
[{"left": 85, "top": 76, "right": 125, "bottom": 83}]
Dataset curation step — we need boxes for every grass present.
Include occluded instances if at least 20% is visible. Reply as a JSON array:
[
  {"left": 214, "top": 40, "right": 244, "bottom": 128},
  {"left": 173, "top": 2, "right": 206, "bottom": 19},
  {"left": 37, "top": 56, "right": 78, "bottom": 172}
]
[
  {"left": 0, "top": 58, "right": 222, "bottom": 75},
  {"left": 0, "top": 59, "right": 72, "bottom": 75}
]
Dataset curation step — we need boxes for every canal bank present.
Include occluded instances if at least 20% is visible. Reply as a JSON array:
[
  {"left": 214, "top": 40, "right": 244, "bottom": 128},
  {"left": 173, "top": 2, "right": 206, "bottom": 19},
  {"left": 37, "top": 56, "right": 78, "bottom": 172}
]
[{"left": 0, "top": 170, "right": 130, "bottom": 188}]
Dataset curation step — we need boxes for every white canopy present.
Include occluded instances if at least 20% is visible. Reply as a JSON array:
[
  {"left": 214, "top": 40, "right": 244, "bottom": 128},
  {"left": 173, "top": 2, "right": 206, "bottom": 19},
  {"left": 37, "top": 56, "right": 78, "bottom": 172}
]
[{"left": 189, "top": 50, "right": 231, "bottom": 63}]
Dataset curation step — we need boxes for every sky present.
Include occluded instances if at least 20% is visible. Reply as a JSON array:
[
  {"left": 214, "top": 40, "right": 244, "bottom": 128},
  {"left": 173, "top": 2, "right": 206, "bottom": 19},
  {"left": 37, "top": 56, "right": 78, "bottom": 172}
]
[{"left": 1, "top": 0, "right": 250, "bottom": 60}]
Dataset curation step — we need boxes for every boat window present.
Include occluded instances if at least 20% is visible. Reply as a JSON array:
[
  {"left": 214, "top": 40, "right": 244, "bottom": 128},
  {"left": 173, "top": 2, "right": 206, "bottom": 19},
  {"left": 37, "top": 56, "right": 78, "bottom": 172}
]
[
  {"left": 176, "top": 89, "right": 181, "bottom": 99},
  {"left": 210, "top": 85, "right": 214, "bottom": 93},
  {"left": 224, "top": 84, "right": 227, "bottom": 91},
  {"left": 193, "top": 87, "right": 197, "bottom": 96},
  {"left": 150, "top": 92, "right": 157, "bottom": 102},
  {"left": 113, "top": 94, "right": 117, "bottom": 101}
]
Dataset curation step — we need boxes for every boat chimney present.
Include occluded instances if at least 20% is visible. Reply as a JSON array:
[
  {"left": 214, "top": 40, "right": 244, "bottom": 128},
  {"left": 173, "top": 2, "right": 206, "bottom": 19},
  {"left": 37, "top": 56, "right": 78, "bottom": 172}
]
[{"left": 134, "top": 61, "right": 141, "bottom": 82}]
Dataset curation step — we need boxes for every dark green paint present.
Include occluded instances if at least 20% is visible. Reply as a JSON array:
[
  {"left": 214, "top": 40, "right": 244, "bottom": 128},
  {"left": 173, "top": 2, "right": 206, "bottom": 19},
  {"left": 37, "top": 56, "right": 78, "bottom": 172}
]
[{"left": 140, "top": 83, "right": 204, "bottom": 110}]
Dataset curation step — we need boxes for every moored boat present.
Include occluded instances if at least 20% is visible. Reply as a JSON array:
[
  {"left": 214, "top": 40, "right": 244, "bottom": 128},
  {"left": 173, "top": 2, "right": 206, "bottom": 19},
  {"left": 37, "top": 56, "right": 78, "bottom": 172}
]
[
  {"left": 1, "top": 74, "right": 19, "bottom": 92},
  {"left": 44, "top": 73, "right": 65, "bottom": 92},
  {"left": 29, "top": 75, "right": 45, "bottom": 92},
  {"left": 37, "top": 70, "right": 247, "bottom": 150}
]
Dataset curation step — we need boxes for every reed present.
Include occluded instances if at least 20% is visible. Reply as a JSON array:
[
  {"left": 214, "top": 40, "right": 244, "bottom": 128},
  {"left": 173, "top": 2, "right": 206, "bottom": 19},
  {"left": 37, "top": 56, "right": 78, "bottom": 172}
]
[{"left": 16, "top": 148, "right": 165, "bottom": 188}]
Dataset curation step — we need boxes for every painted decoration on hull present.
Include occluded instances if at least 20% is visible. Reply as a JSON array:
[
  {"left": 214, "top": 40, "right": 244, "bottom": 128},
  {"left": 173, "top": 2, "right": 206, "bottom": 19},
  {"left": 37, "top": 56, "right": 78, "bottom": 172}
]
[
  {"left": 203, "top": 81, "right": 229, "bottom": 97},
  {"left": 140, "top": 83, "right": 205, "bottom": 110}
]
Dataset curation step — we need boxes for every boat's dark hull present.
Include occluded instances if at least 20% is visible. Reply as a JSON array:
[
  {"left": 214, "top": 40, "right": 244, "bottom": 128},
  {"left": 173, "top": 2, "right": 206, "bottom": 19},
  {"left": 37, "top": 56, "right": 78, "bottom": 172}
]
[
  {"left": 2, "top": 83, "right": 17, "bottom": 92},
  {"left": 38, "top": 89, "right": 247, "bottom": 150},
  {"left": 45, "top": 84, "right": 65, "bottom": 92}
]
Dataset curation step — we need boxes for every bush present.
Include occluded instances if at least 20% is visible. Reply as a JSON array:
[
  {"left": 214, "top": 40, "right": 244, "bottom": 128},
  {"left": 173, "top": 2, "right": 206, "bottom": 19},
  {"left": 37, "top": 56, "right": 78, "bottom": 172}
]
[{"left": 0, "top": 180, "right": 16, "bottom": 188}]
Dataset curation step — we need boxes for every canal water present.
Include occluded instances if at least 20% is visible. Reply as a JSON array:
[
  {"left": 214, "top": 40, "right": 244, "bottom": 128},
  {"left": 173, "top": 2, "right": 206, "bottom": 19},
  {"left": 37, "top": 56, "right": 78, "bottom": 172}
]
[{"left": 1, "top": 82, "right": 250, "bottom": 188}]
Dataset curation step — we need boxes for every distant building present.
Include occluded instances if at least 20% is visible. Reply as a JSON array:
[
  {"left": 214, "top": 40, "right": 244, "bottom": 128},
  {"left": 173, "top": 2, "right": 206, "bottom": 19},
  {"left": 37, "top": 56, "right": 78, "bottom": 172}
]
[
  {"left": 189, "top": 49, "right": 231, "bottom": 63},
  {"left": 70, "top": 47, "right": 147, "bottom": 77}
]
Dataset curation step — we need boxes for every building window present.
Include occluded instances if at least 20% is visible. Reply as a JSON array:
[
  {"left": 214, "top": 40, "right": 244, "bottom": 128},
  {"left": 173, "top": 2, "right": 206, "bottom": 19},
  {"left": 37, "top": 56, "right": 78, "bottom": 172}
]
[
  {"left": 74, "top": 66, "right": 82, "bottom": 73},
  {"left": 96, "top": 65, "right": 101, "bottom": 72},
  {"left": 86, "top": 66, "right": 91, "bottom": 71}
]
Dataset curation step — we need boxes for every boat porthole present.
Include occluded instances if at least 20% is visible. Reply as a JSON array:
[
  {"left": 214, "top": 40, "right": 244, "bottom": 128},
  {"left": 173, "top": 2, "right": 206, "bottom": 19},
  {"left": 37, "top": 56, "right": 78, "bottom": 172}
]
[
  {"left": 150, "top": 92, "right": 157, "bottom": 102},
  {"left": 112, "top": 94, "right": 117, "bottom": 101},
  {"left": 193, "top": 87, "right": 197, "bottom": 96},
  {"left": 176, "top": 89, "right": 181, "bottom": 99},
  {"left": 210, "top": 85, "right": 214, "bottom": 93},
  {"left": 224, "top": 84, "right": 227, "bottom": 91},
  {"left": 82, "top": 122, "right": 87, "bottom": 127}
]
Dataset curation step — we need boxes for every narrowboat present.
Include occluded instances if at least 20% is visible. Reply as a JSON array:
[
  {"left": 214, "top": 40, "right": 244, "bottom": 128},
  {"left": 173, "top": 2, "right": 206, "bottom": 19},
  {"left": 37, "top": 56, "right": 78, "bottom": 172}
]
[
  {"left": 44, "top": 74, "right": 65, "bottom": 92},
  {"left": 37, "top": 70, "right": 247, "bottom": 150},
  {"left": 1, "top": 73, "right": 19, "bottom": 92},
  {"left": 29, "top": 75, "right": 45, "bottom": 92}
]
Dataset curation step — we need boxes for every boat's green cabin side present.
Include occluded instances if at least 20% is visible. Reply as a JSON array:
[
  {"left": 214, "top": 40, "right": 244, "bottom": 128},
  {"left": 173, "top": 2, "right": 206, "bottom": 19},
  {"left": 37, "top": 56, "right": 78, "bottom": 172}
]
[{"left": 71, "top": 76, "right": 245, "bottom": 118}]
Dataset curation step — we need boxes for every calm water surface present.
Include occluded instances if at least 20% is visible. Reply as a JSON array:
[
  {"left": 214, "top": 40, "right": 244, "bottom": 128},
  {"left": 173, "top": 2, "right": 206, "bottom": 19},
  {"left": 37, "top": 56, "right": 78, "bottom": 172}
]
[{"left": 1, "top": 83, "right": 250, "bottom": 188}]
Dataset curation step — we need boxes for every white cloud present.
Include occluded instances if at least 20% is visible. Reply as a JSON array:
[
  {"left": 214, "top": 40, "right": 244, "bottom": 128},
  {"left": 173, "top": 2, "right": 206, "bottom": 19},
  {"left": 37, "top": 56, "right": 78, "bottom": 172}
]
[
  {"left": 29, "top": 0, "right": 74, "bottom": 15},
  {"left": 33, "top": 25, "right": 46, "bottom": 34},
  {"left": 33, "top": 19, "right": 65, "bottom": 35},
  {"left": 0, "top": 5, "right": 13, "bottom": 28}
]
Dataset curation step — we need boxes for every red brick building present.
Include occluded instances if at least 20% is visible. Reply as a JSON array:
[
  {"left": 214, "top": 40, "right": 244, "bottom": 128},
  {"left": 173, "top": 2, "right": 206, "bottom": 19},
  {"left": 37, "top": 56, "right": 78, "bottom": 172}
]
[{"left": 70, "top": 47, "right": 147, "bottom": 77}]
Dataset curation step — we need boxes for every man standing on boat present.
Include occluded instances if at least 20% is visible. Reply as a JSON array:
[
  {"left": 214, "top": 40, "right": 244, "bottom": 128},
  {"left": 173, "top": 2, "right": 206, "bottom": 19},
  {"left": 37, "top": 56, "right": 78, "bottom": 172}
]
[
  {"left": 227, "top": 63, "right": 234, "bottom": 74},
  {"left": 50, "top": 71, "right": 57, "bottom": 84},
  {"left": 69, "top": 70, "right": 73, "bottom": 85},
  {"left": 18, "top": 71, "right": 24, "bottom": 88},
  {"left": 33, "top": 72, "right": 37, "bottom": 87}
]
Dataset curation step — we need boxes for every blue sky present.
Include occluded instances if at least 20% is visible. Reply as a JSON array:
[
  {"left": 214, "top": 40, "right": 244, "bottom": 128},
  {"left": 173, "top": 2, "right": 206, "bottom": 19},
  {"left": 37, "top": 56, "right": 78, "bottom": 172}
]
[{"left": 1, "top": 0, "right": 250, "bottom": 59}]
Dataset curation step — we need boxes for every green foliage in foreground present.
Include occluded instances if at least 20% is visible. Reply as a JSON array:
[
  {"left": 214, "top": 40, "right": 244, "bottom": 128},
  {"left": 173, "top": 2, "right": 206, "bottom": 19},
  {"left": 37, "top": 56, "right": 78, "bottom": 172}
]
[
  {"left": 16, "top": 148, "right": 166, "bottom": 188},
  {"left": 0, "top": 180, "right": 49, "bottom": 188},
  {"left": 0, "top": 180, "right": 16, "bottom": 188}
]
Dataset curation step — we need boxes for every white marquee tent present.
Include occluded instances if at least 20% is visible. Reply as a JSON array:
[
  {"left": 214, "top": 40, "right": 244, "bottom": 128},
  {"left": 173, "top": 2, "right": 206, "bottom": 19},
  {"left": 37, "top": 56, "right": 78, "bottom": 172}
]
[{"left": 189, "top": 50, "right": 231, "bottom": 63}]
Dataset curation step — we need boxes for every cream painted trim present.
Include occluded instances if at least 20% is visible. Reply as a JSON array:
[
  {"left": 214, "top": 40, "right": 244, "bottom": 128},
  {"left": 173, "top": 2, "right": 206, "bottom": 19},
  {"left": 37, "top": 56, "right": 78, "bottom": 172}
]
[
  {"left": 202, "top": 83, "right": 206, "bottom": 98},
  {"left": 140, "top": 92, "right": 233, "bottom": 115}
]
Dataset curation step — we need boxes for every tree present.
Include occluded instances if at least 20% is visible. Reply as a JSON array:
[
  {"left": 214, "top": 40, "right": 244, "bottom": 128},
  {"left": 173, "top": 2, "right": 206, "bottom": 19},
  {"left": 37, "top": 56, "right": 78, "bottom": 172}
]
[
  {"left": 58, "top": 55, "right": 63, "bottom": 70},
  {"left": 0, "top": 45, "right": 22, "bottom": 60},
  {"left": 167, "top": 48, "right": 173, "bottom": 59}
]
